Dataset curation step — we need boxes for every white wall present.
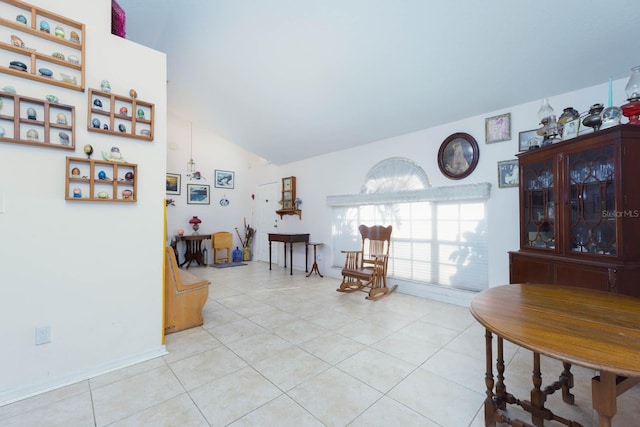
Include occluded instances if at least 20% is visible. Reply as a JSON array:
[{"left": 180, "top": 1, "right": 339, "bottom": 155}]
[
  {"left": 165, "top": 113, "right": 266, "bottom": 258},
  {"left": 248, "top": 78, "right": 629, "bottom": 304},
  {"left": 0, "top": 0, "right": 167, "bottom": 404},
  {"left": 0, "top": 0, "right": 629, "bottom": 402}
]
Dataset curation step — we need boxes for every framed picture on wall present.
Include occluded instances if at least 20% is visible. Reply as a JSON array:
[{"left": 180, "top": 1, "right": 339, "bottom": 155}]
[
  {"left": 497, "top": 159, "right": 519, "bottom": 188},
  {"left": 437, "top": 132, "right": 480, "bottom": 180},
  {"left": 214, "top": 170, "right": 235, "bottom": 189},
  {"left": 166, "top": 173, "right": 181, "bottom": 195},
  {"left": 187, "top": 184, "right": 210, "bottom": 204},
  {"left": 485, "top": 113, "right": 511, "bottom": 143}
]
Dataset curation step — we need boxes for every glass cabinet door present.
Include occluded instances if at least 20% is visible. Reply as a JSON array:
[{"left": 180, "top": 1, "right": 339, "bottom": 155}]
[
  {"left": 522, "top": 160, "right": 555, "bottom": 249},
  {"left": 567, "top": 146, "right": 616, "bottom": 255}
]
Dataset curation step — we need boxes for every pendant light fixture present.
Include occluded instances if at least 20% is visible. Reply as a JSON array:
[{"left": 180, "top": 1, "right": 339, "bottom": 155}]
[
  {"left": 186, "top": 122, "right": 204, "bottom": 180},
  {"left": 187, "top": 121, "right": 196, "bottom": 177}
]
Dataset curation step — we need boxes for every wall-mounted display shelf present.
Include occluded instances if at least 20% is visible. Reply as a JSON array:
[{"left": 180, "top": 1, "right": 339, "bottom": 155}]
[
  {"left": 0, "top": 0, "right": 85, "bottom": 91},
  {"left": 276, "top": 176, "right": 302, "bottom": 219},
  {"left": 0, "top": 90, "right": 74, "bottom": 150},
  {"left": 87, "top": 88, "right": 154, "bottom": 141},
  {"left": 65, "top": 156, "right": 137, "bottom": 202},
  {"left": 276, "top": 208, "right": 302, "bottom": 220}
]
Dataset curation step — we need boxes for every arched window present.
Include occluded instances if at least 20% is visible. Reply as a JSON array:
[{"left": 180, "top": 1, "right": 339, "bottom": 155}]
[
  {"left": 328, "top": 157, "right": 491, "bottom": 299},
  {"left": 361, "top": 157, "right": 430, "bottom": 193}
]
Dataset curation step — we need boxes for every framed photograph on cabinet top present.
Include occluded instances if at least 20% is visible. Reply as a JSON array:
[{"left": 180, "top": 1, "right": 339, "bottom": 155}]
[
  {"left": 497, "top": 159, "right": 519, "bottom": 188},
  {"left": 166, "top": 173, "right": 181, "bottom": 195},
  {"left": 214, "top": 170, "right": 234, "bottom": 189},
  {"left": 518, "top": 129, "right": 543, "bottom": 152},
  {"left": 485, "top": 113, "right": 511, "bottom": 143},
  {"left": 187, "top": 184, "right": 210, "bottom": 204},
  {"left": 562, "top": 118, "right": 580, "bottom": 140}
]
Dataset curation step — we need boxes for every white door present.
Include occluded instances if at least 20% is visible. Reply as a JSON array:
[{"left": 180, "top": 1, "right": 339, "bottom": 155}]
[{"left": 255, "top": 182, "right": 280, "bottom": 263}]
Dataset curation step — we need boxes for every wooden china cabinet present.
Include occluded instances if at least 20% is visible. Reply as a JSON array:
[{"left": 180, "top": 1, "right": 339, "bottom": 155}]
[{"left": 509, "top": 125, "right": 640, "bottom": 297}]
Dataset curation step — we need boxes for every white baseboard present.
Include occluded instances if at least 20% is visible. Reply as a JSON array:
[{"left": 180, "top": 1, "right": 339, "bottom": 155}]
[
  {"left": 0, "top": 346, "right": 167, "bottom": 406},
  {"left": 396, "top": 280, "right": 476, "bottom": 307}
]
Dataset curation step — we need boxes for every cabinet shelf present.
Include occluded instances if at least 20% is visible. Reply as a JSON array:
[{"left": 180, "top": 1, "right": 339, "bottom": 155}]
[
  {"left": 65, "top": 157, "right": 137, "bottom": 202},
  {"left": 87, "top": 88, "right": 154, "bottom": 141},
  {"left": 0, "top": 1, "right": 85, "bottom": 91},
  {"left": 276, "top": 209, "right": 302, "bottom": 219},
  {"left": 0, "top": 90, "right": 75, "bottom": 150}
]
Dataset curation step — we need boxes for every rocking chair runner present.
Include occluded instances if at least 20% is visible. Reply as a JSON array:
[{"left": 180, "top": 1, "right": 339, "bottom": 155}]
[{"left": 337, "top": 224, "right": 398, "bottom": 300}]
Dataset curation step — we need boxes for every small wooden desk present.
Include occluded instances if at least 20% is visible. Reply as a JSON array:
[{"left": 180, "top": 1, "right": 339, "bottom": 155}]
[
  {"left": 268, "top": 233, "right": 309, "bottom": 275},
  {"left": 172, "top": 234, "right": 211, "bottom": 268},
  {"left": 470, "top": 284, "right": 640, "bottom": 427}
]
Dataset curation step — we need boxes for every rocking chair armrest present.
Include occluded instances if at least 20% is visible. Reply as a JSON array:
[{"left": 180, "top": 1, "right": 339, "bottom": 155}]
[{"left": 341, "top": 250, "right": 361, "bottom": 269}]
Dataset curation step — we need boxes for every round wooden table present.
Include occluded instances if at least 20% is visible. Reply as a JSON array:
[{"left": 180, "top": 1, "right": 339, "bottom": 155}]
[{"left": 470, "top": 283, "right": 640, "bottom": 427}]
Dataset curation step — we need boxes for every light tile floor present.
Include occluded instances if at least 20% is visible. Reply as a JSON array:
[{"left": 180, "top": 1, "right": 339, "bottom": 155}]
[{"left": 2, "top": 262, "right": 639, "bottom": 426}]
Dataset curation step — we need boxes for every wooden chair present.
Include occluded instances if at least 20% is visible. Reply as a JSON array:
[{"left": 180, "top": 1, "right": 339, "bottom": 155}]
[
  {"left": 337, "top": 224, "right": 398, "bottom": 301},
  {"left": 164, "top": 246, "right": 211, "bottom": 334},
  {"left": 212, "top": 231, "right": 233, "bottom": 264}
]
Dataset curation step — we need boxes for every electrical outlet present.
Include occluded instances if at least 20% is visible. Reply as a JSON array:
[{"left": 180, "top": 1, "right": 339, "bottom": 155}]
[{"left": 35, "top": 326, "right": 51, "bottom": 345}]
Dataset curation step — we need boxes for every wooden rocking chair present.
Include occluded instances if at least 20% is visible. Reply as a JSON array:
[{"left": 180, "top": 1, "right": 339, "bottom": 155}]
[{"left": 337, "top": 224, "right": 398, "bottom": 301}]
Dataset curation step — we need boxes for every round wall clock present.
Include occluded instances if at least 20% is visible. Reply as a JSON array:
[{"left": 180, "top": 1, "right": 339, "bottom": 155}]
[{"left": 437, "top": 132, "right": 479, "bottom": 179}]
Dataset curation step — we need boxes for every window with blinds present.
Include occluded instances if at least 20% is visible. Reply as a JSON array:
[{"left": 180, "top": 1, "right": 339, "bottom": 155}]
[{"left": 328, "top": 158, "right": 490, "bottom": 292}]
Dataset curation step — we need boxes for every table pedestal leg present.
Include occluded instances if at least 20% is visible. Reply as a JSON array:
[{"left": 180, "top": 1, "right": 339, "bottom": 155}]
[
  {"left": 561, "top": 362, "right": 575, "bottom": 404},
  {"left": 495, "top": 336, "right": 506, "bottom": 410},
  {"left": 531, "top": 352, "right": 545, "bottom": 427},
  {"left": 592, "top": 371, "right": 616, "bottom": 427},
  {"left": 283, "top": 243, "right": 287, "bottom": 268},
  {"left": 484, "top": 329, "right": 497, "bottom": 427},
  {"left": 306, "top": 244, "right": 323, "bottom": 277},
  {"left": 289, "top": 243, "right": 293, "bottom": 275}
]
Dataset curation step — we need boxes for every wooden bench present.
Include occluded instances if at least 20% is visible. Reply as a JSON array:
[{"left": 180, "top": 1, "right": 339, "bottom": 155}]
[{"left": 164, "top": 246, "right": 211, "bottom": 334}]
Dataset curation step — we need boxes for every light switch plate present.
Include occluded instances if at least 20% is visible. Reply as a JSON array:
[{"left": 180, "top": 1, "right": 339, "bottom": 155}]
[{"left": 0, "top": 193, "right": 5, "bottom": 213}]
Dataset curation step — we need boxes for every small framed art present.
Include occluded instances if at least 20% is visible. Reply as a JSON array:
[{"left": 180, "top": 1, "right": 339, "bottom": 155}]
[
  {"left": 214, "top": 170, "right": 235, "bottom": 189},
  {"left": 437, "top": 132, "right": 480, "bottom": 180},
  {"left": 497, "top": 159, "right": 519, "bottom": 188},
  {"left": 562, "top": 118, "right": 580, "bottom": 140},
  {"left": 485, "top": 113, "right": 511, "bottom": 143},
  {"left": 518, "top": 129, "right": 543, "bottom": 151},
  {"left": 166, "top": 173, "right": 181, "bottom": 195},
  {"left": 187, "top": 184, "right": 210, "bottom": 204}
]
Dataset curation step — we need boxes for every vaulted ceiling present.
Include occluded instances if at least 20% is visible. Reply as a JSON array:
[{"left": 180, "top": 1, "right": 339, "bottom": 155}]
[{"left": 118, "top": 0, "right": 640, "bottom": 164}]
